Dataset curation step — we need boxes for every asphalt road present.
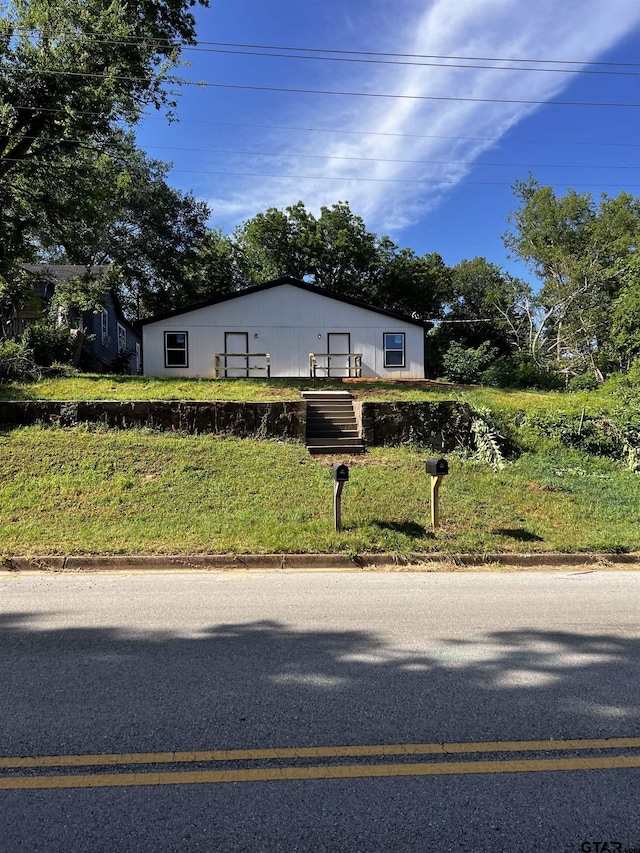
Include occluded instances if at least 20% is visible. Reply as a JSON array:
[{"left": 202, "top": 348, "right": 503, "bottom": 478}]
[{"left": 1, "top": 570, "right": 639, "bottom": 852}]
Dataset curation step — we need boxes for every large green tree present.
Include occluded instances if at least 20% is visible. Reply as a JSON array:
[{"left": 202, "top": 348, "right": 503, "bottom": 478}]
[
  {"left": 430, "top": 256, "right": 532, "bottom": 381},
  {"left": 609, "top": 253, "right": 640, "bottom": 370},
  {"left": 0, "top": 0, "right": 206, "bottom": 176},
  {"left": 234, "top": 201, "right": 449, "bottom": 320},
  {"left": 9, "top": 129, "right": 214, "bottom": 320},
  {"left": 233, "top": 201, "right": 318, "bottom": 284},
  {"left": 503, "top": 177, "right": 640, "bottom": 379},
  {"left": 0, "top": 0, "right": 208, "bottom": 278}
]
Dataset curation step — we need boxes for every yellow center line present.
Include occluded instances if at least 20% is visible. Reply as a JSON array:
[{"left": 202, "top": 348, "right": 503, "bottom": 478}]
[
  {"left": 2, "top": 755, "right": 640, "bottom": 790},
  {"left": 1, "top": 737, "right": 639, "bottom": 769}
]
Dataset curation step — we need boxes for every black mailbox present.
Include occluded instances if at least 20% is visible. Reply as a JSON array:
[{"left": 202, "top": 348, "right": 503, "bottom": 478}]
[
  {"left": 425, "top": 457, "right": 448, "bottom": 476},
  {"left": 332, "top": 463, "right": 350, "bottom": 482}
]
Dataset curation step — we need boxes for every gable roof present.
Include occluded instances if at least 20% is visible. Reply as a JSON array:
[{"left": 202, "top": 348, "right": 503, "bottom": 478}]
[
  {"left": 22, "top": 264, "right": 138, "bottom": 335},
  {"left": 140, "top": 277, "right": 433, "bottom": 330},
  {"left": 22, "top": 264, "right": 110, "bottom": 282}
]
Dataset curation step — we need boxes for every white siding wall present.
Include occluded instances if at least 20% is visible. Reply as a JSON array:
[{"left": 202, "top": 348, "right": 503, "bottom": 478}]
[{"left": 142, "top": 284, "right": 425, "bottom": 378}]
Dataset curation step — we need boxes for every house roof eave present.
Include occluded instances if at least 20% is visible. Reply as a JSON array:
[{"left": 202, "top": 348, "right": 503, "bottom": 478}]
[{"left": 140, "top": 277, "right": 434, "bottom": 331}]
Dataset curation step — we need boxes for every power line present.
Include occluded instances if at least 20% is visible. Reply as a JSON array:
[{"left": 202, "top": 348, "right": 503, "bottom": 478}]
[
  {"left": 166, "top": 169, "right": 640, "bottom": 190},
  {"left": 10, "top": 29, "right": 640, "bottom": 69},
  {"left": 169, "top": 80, "right": 640, "bottom": 108},
  {"left": 152, "top": 46, "right": 640, "bottom": 77},
  {"left": 9, "top": 104, "right": 640, "bottom": 149},
  {"left": 139, "top": 119, "right": 640, "bottom": 147},
  {"left": 8, "top": 35, "right": 639, "bottom": 76},
  {"left": 7, "top": 155, "right": 633, "bottom": 188},
  {"left": 147, "top": 147, "right": 640, "bottom": 170},
  {"left": 12, "top": 136, "right": 638, "bottom": 171},
  {"left": 5, "top": 68, "right": 640, "bottom": 107},
  {"left": 160, "top": 170, "right": 640, "bottom": 188},
  {"left": 194, "top": 40, "right": 640, "bottom": 70}
]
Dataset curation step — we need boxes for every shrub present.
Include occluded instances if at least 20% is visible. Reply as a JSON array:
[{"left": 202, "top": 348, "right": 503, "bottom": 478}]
[
  {"left": 440, "top": 341, "right": 498, "bottom": 383},
  {"left": 481, "top": 354, "right": 563, "bottom": 390},
  {"left": 21, "top": 322, "right": 73, "bottom": 367},
  {"left": 567, "top": 373, "right": 599, "bottom": 392},
  {"left": 109, "top": 349, "right": 134, "bottom": 375},
  {"left": 0, "top": 339, "right": 40, "bottom": 382},
  {"left": 521, "top": 407, "right": 640, "bottom": 472}
]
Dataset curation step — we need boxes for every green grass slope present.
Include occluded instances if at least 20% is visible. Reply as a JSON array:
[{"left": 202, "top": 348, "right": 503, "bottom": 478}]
[{"left": 1, "top": 428, "right": 638, "bottom": 556}]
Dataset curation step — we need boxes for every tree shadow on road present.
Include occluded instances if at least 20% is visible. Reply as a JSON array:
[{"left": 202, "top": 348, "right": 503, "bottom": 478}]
[
  {"left": 2, "top": 599, "right": 640, "bottom": 853},
  {"left": 1, "top": 608, "right": 638, "bottom": 755}
]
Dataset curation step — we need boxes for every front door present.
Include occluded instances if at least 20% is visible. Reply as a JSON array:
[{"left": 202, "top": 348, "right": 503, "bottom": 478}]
[
  {"left": 224, "top": 332, "right": 249, "bottom": 377},
  {"left": 327, "top": 333, "right": 351, "bottom": 377}
]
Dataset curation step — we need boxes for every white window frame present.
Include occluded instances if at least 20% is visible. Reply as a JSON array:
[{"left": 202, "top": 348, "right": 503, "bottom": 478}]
[
  {"left": 101, "top": 308, "right": 109, "bottom": 345},
  {"left": 164, "top": 331, "right": 188, "bottom": 368},
  {"left": 383, "top": 332, "right": 406, "bottom": 368},
  {"left": 117, "top": 322, "right": 127, "bottom": 354}
]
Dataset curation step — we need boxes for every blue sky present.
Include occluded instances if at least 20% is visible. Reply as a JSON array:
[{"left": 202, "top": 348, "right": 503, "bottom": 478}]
[{"left": 136, "top": 0, "right": 640, "bottom": 283}]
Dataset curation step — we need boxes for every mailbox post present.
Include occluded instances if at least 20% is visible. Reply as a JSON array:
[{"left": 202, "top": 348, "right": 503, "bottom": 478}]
[
  {"left": 425, "top": 457, "right": 449, "bottom": 530},
  {"left": 332, "top": 463, "right": 349, "bottom": 532}
]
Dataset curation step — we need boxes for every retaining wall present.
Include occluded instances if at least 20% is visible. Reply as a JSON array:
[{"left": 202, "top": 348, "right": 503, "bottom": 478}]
[
  {"left": 0, "top": 399, "right": 472, "bottom": 449},
  {"left": 0, "top": 400, "right": 306, "bottom": 440},
  {"left": 356, "top": 401, "right": 472, "bottom": 450}
]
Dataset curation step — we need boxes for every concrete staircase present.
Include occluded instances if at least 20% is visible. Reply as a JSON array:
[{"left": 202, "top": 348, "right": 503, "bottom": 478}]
[{"left": 302, "top": 391, "right": 364, "bottom": 455}]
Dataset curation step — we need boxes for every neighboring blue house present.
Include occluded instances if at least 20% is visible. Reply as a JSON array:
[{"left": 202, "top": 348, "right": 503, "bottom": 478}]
[{"left": 17, "top": 265, "right": 141, "bottom": 374}]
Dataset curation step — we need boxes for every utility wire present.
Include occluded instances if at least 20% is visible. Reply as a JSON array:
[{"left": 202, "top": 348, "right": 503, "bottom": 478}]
[
  {"left": 144, "top": 46, "right": 640, "bottom": 76},
  {"left": 9, "top": 105, "right": 640, "bottom": 149},
  {"left": 4, "top": 156, "right": 634, "bottom": 188},
  {"left": 6, "top": 35, "right": 640, "bottom": 76},
  {"left": 154, "top": 170, "right": 640, "bottom": 188},
  {"left": 4, "top": 68, "right": 639, "bottom": 107},
  {"left": 187, "top": 39, "right": 640, "bottom": 69},
  {"left": 9, "top": 135, "right": 639, "bottom": 170},
  {"left": 9, "top": 29, "right": 640, "bottom": 69}
]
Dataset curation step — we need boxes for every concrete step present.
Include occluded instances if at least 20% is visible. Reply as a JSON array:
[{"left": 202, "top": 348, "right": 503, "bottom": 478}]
[
  {"left": 301, "top": 391, "right": 353, "bottom": 399},
  {"left": 307, "top": 414, "right": 357, "bottom": 422},
  {"left": 306, "top": 431, "right": 361, "bottom": 439},
  {"left": 307, "top": 421, "right": 358, "bottom": 432},
  {"left": 307, "top": 409, "right": 356, "bottom": 415},
  {"left": 307, "top": 443, "right": 365, "bottom": 455},
  {"left": 306, "top": 436, "right": 364, "bottom": 446},
  {"left": 303, "top": 390, "right": 363, "bottom": 454},
  {"left": 303, "top": 402, "right": 355, "bottom": 408},
  {"left": 306, "top": 417, "right": 358, "bottom": 427}
]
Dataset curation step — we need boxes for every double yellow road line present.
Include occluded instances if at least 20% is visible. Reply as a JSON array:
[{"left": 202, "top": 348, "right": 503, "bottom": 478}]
[{"left": 1, "top": 737, "right": 639, "bottom": 791}]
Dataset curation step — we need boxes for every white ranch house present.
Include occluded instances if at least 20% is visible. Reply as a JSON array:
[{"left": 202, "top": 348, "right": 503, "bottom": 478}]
[{"left": 141, "top": 278, "right": 433, "bottom": 379}]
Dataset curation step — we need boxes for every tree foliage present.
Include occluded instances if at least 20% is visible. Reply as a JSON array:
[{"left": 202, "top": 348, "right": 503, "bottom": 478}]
[
  {"left": 429, "top": 256, "right": 532, "bottom": 379},
  {"left": 0, "top": 0, "right": 208, "bottom": 277},
  {"left": 0, "top": 0, "right": 206, "bottom": 177},
  {"left": 4, "top": 127, "right": 214, "bottom": 320},
  {"left": 503, "top": 177, "right": 640, "bottom": 379},
  {"left": 233, "top": 201, "right": 449, "bottom": 320},
  {"left": 609, "top": 253, "right": 640, "bottom": 370}
]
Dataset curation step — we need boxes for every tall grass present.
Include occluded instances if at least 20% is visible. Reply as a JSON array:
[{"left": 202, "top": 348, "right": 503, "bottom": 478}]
[{"left": 1, "top": 427, "right": 638, "bottom": 556}]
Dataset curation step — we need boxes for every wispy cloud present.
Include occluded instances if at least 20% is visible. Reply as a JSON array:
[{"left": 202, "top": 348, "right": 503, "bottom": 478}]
[{"left": 203, "top": 0, "right": 640, "bottom": 236}]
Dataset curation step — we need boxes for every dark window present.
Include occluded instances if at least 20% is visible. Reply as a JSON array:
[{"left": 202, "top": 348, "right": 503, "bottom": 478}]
[
  {"left": 384, "top": 333, "right": 405, "bottom": 368},
  {"left": 164, "top": 332, "right": 188, "bottom": 368}
]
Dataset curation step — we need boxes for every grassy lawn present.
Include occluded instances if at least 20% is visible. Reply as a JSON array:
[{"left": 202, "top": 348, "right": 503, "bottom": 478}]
[
  {"left": 0, "top": 373, "right": 610, "bottom": 414},
  {"left": 1, "top": 427, "right": 638, "bottom": 556}
]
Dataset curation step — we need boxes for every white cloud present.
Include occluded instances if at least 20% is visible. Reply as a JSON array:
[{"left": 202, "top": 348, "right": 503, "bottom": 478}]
[{"left": 203, "top": 0, "right": 640, "bottom": 236}]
